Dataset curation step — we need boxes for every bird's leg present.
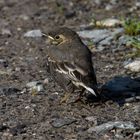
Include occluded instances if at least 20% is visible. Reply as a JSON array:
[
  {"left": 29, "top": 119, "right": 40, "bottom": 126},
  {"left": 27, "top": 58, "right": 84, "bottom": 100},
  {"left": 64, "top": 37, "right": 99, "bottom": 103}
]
[
  {"left": 60, "top": 92, "right": 71, "bottom": 103},
  {"left": 69, "top": 89, "right": 86, "bottom": 104}
]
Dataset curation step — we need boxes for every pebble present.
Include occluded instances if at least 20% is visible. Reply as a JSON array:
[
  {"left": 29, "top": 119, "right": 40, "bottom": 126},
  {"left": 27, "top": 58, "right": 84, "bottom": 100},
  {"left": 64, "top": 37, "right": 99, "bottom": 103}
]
[
  {"left": 124, "top": 60, "right": 140, "bottom": 72},
  {"left": 0, "top": 86, "right": 20, "bottom": 95},
  {"left": 78, "top": 29, "right": 109, "bottom": 40},
  {"left": 105, "top": 4, "right": 113, "bottom": 11},
  {"left": 132, "top": 105, "right": 140, "bottom": 113},
  {"left": 88, "top": 121, "right": 139, "bottom": 134},
  {"left": 26, "top": 81, "right": 44, "bottom": 92},
  {"left": 136, "top": 2, "right": 140, "bottom": 7},
  {"left": 96, "top": 19, "right": 122, "bottom": 27},
  {"left": 51, "top": 118, "right": 76, "bottom": 128},
  {"left": 19, "top": 14, "right": 29, "bottom": 20},
  {"left": 1, "top": 29, "right": 12, "bottom": 36},
  {"left": 85, "top": 116, "right": 97, "bottom": 125},
  {"left": 0, "top": 59, "right": 8, "bottom": 67},
  {"left": 134, "top": 130, "right": 140, "bottom": 138},
  {"left": 78, "top": 28, "right": 123, "bottom": 49},
  {"left": 24, "top": 29, "right": 42, "bottom": 37}
]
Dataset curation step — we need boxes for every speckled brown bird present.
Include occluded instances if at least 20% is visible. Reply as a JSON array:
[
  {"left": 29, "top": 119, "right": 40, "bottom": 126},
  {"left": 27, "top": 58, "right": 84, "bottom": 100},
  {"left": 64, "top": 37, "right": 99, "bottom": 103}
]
[{"left": 43, "top": 27, "right": 99, "bottom": 102}]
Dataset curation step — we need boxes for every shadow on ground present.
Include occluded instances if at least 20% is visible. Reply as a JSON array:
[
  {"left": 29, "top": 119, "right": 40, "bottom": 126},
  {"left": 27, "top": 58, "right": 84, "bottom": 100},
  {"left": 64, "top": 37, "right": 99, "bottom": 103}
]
[{"left": 87, "top": 76, "right": 140, "bottom": 105}]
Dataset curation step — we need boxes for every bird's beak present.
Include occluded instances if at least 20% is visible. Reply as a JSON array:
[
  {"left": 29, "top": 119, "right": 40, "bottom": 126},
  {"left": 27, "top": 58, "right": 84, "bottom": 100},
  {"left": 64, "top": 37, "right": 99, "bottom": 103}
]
[
  {"left": 42, "top": 33, "right": 54, "bottom": 40},
  {"left": 47, "top": 35, "right": 55, "bottom": 40},
  {"left": 42, "top": 33, "right": 58, "bottom": 45},
  {"left": 41, "top": 33, "right": 48, "bottom": 37}
]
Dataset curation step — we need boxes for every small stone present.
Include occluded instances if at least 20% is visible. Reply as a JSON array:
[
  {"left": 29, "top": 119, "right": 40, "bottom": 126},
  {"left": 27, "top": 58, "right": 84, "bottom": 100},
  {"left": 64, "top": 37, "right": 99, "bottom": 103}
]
[
  {"left": 65, "top": 11, "right": 76, "bottom": 18},
  {"left": 51, "top": 118, "right": 76, "bottom": 128},
  {"left": 0, "top": 59, "right": 8, "bottom": 67},
  {"left": 96, "top": 19, "right": 122, "bottom": 27},
  {"left": 136, "top": 2, "right": 140, "bottom": 7},
  {"left": 24, "top": 29, "right": 42, "bottom": 37},
  {"left": 1, "top": 29, "right": 12, "bottom": 36},
  {"left": 26, "top": 81, "right": 40, "bottom": 88},
  {"left": 105, "top": 4, "right": 113, "bottom": 11},
  {"left": 25, "top": 106, "right": 30, "bottom": 109},
  {"left": 78, "top": 29, "right": 109, "bottom": 39},
  {"left": 132, "top": 105, "right": 140, "bottom": 113},
  {"left": 134, "top": 131, "right": 140, "bottom": 138},
  {"left": 0, "top": 124, "right": 9, "bottom": 132},
  {"left": 3, "top": 132, "right": 13, "bottom": 137},
  {"left": 9, "top": 124, "right": 26, "bottom": 136},
  {"left": 110, "top": 0, "right": 117, "bottom": 5},
  {"left": 94, "top": 0, "right": 101, "bottom": 5},
  {"left": 85, "top": 116, "right": 97, "bottom": 125},
  {"left": 43, "top": 78, "right": 49, "bottom": 85},
  {"left": 26, "top": 81, "right": 44, "bottom": 92},
  {"left": 124, "top": 60, "right": 140, "bottom": 72},
  {"left": 19, "top": 14, "right": 29, "bottom": 20},
  {"left": 0, "top": 86, "right": 20, "bottom": 95},
  {"left": 87, "top": 121, "right": 138, "bottom": 134}
]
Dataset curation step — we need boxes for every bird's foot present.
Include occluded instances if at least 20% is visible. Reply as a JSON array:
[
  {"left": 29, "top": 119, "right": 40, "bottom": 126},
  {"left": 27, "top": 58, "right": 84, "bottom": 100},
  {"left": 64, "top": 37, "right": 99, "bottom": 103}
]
[
  {"left": 60, "top": 92, "right": 71, "bottom": 104},
  {"left": 67, "top": 94, "right": 87, "bottom": 105}
]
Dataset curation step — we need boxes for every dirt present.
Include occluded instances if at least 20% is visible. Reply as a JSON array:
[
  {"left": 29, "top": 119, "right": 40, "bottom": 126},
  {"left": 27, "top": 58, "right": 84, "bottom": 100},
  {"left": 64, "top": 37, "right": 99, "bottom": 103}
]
[{"left": 0, "top": 0, "right": 140, "bottom": 139}]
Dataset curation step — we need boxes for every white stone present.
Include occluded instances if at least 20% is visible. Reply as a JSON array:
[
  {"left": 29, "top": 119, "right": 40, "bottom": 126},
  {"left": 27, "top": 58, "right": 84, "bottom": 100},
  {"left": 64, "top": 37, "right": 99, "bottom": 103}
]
[
  {"left": 1, "top": 29, "right": 12, "bottom": 35},
  {"left": 124, "top": 60, "right": 140, "bottom": 72},
  {"left": 24, "top": 29, "right": 42, "bottom": 37},
  {"left": 96, "top": 19, "right": 122, "bottom": 27}
]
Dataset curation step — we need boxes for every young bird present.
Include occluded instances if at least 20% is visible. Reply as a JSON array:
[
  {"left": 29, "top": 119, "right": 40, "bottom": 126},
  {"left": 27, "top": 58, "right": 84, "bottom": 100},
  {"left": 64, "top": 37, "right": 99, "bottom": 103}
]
[{"left": 43, "top": 27, "right": 99, "bottom": 102}]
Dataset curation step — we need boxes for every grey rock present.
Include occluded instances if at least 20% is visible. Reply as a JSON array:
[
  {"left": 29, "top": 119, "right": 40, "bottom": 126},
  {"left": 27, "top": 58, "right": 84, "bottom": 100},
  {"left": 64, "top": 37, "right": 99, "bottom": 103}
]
[
  {"left": 78, "top": 29, "right": 109, "bottom": 41},
  {"left": 110, "top": 0, "right": 117, "bottom": 5},
  {"left": 1, "top": 29, "right": 12, "bottom": 36},
  {"left": 51, "top": 118, "right": 76, "bottom": 128},
  {"left": 0, "top": 59, "right": 8, "bottom": 67},
  {"left": 26, "top": 81, "right": 44, "bottom": 92},
  {"left": 124, "top": 59, "right": 140, "bottom": 72},
  {"left": 136, "top": 2, "right": 140, "bottom": 7},
  {"left": 85, "top": 116, "right": 97, "bottom": 125},
  {"left": 114, "top": 35, "right": 133, "bottom": 51},
  {"left": 96, "top": 45, "right": 106, "bottom": 51},
  {"left": 0, "top": 86, "right": 20, "bottom": 95},
  {"left": 132, "top": 105, "right": 140, "bottom": 113},
  {"left": 88, "top": 121, "right": 139, "bottom": 134},
  {"left": 19, "top": 14, "right": 29, "bottom": 20},
  {"left": 99, "top": 36, "right": 113, "bottom": 46},
  {"left": 94, "top": 0, "right": 101, "bottom": 5},
  {"left": 96, "top": 18, "right": 122, "bottom": 27},
  {"left": 123, "top": 59, "right": 133, "bottom": 67},
  {"left": 105, "top": 4, "right": 113, "bottom": 11},
  {"left": 134, "top": 131, "right": 140, "bottom": 138},
  {"left": 78, "top": 28, "right": 123, "bottom": 49},
  {"left": 24, "top": 29, "right": 42, "bottom": 37}
]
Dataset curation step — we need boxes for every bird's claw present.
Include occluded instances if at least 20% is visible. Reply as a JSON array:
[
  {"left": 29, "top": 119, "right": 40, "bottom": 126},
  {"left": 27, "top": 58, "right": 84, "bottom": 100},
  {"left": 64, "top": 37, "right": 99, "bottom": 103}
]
[{"left": 60, "top": 92, "right": 71, "bottom": 104}]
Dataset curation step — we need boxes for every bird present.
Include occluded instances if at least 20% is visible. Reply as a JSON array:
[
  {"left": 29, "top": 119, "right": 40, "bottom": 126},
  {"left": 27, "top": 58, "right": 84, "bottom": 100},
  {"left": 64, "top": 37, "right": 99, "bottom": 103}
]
[{"left": 43, "top": 27, "right": 99, "bottom": 102}]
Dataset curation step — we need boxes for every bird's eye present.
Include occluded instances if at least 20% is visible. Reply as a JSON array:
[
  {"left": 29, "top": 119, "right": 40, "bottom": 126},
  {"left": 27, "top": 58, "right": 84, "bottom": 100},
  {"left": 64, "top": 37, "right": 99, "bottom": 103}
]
[{"left": 55, "top": 35, "right": 60, "bottom": 40}]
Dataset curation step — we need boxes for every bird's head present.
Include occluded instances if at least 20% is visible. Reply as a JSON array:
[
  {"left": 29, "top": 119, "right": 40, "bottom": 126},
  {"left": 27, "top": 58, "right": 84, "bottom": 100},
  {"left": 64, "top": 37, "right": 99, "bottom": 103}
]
[{"left": 42, "top": 27, "right": 81, "bottom": 45}]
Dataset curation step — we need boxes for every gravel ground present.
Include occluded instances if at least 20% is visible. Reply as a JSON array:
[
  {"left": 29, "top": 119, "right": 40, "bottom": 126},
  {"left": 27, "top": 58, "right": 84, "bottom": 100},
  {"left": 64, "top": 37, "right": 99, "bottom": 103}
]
[{"left": 0, "top": 0, "right": 140, "bottom": 139}]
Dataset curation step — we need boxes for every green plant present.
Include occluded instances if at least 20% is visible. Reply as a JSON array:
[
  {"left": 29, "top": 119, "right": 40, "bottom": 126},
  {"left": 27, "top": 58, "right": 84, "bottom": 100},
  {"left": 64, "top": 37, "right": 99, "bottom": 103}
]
[
  {"left": 130, "top": 38, "right": 140, "bottom": 49},
  {"left": 123, "top": 19, "right": 140, "bottom": 36},
  {"left": 127, "top": 38, "right": 140, "bottom": 57}
]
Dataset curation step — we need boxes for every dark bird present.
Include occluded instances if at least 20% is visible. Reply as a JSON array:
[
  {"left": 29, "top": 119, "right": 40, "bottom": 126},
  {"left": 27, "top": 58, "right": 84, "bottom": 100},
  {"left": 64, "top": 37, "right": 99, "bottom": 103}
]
[{"left": 43, "top": 27, "right": 99, "bottom": 102}]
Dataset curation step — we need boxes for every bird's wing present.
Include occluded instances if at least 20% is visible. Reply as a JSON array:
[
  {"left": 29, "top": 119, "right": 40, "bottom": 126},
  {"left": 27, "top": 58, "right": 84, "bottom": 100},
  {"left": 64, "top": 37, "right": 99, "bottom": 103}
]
[{"left": 54, "top": 61, "right": 97, "bottom": 96}]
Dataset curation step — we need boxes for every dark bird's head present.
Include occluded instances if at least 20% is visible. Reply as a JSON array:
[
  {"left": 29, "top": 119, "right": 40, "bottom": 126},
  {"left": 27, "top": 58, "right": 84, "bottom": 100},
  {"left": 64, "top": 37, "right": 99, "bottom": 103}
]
[{"left": 43, "top": 27, "right": 82, "bottom": 46}]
